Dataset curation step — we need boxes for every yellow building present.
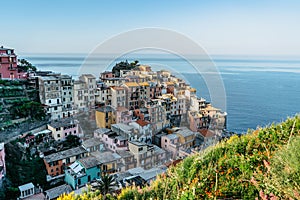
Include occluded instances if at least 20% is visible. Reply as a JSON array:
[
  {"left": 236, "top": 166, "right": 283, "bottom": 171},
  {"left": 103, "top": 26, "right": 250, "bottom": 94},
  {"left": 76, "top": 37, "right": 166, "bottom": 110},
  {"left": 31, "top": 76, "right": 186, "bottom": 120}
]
[{"left": 95, "top": 106, "right": 115, "bottom": 129}]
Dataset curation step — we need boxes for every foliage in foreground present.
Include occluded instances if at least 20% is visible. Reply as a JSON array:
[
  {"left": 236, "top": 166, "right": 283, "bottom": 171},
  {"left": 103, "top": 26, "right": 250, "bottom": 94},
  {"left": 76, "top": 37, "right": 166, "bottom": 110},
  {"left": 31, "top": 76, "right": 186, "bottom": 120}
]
[{"left": 59, "top": 115, "right": 300, "bottom": 200}]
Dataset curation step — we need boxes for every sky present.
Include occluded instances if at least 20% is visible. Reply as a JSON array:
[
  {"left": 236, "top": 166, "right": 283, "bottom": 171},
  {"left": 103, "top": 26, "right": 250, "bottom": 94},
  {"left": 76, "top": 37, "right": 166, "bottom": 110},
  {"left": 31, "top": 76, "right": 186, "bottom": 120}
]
[{"left": 1, "top": 0, "right": 300, "bottom": 56}]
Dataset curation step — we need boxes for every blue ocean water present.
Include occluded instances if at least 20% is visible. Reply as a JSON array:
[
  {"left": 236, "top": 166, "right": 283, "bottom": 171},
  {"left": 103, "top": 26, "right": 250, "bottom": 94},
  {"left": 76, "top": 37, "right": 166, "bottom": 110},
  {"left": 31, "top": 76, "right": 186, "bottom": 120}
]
[{"left": 21, "top": 54, "right": 300, "bottom": 133}]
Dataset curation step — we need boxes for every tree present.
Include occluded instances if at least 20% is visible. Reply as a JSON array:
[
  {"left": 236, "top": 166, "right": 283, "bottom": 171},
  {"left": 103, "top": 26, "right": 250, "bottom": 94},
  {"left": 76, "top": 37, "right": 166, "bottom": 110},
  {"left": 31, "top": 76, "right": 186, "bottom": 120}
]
[
  {"left": 62, "top": 135, "right": 81, "bottom": 149},
  {"left": 95, "top": 174, "right": 118, "bottom": 199},
  {"left": 17, "top": 58, "right": 37, "bottom": 72}
]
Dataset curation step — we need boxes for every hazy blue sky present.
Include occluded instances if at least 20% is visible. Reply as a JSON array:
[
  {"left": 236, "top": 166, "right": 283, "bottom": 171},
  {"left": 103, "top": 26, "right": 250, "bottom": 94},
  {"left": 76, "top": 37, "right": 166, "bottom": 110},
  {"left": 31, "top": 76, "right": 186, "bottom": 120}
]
[{"left": 1, "top": 0, "right": 300, "bottom": 55}]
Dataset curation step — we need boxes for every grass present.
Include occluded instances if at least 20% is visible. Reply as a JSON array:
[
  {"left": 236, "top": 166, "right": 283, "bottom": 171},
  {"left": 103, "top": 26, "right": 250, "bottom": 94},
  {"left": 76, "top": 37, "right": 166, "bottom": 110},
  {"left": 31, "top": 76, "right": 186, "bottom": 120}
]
[{"left": 58, "top": 115, "right": 300, "bottom": 199}]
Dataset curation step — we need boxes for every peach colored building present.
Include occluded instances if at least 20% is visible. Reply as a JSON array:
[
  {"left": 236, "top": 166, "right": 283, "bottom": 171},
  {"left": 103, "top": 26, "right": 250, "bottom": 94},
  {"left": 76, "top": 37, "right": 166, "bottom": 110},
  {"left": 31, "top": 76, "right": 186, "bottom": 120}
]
[{"left": 43, "top": 146, "right": 88, "bottom": 178}]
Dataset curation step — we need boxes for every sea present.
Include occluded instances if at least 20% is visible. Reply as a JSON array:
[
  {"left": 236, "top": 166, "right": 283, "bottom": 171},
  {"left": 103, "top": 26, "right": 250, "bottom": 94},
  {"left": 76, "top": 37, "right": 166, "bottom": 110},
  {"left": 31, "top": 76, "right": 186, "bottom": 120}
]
[{"left": 20, "top": 53, "right": 300, "bottom": 134}]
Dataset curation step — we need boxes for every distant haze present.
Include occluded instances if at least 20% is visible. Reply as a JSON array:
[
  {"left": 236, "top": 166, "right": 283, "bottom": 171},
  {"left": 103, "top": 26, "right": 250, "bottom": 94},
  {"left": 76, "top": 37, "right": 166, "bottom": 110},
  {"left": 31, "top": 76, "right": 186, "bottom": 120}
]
[{"left": 1, "top": 0, "right": 300, "bottom": 56}]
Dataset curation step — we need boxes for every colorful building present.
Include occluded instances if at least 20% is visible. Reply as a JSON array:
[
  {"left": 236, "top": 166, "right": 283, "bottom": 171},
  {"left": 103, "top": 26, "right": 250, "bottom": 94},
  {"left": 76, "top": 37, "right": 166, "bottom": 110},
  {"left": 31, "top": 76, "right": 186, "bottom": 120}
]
[
  {"left": 95, "top": 105, "right": 115, "bottom": 129},
  {"left": 43, "top": 146, "right": 88, "bottom": 178},
  {"left": 65, "top": 157, "right": 101, "bottom": 189},
  {"left": 0, "top": 46, "right": 26, "bottom": 79},
  {"left": 47, "top": 117, "right": 81, "bottom": 141}
]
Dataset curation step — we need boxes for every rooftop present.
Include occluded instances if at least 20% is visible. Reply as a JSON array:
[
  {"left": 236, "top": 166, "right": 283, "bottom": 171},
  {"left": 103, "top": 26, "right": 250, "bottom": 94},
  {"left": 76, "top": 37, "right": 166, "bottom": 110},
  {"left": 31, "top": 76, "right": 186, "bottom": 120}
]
[
  {"left": 78, "top": 156, "right": 100, "bottom": 169},
  {"left": 112, "top": 123, "right": 133, "bottom": 132},
  {"left": 111, "top": 86, "right": 125, "bottom": 90},
  {"left": 80, "top": 74, "right": 96, "bottom": 79},
  {"left": 124, "top": 82, "right": 139, "bottom": 87},
  {"left": 39, "top": 76, "right": 58, "bottom": 81},
  {"left": 97, "top": 105, "right": 114, "bottom": 113},
  {"left": 44, "top": 146, "right": 87, "bottom": 163},
  {"left": 139, "top": 82, "right": 150, "bottom": 86},
  {"left": 82, "top": 138, "right": 103, "bottom": 148},
  {"left": 135, "top": 119, "right": 150, "bottom": 127},
  {"left": 90, "top": 151, "right": 120, "bottom": 164},
  {"left": 48, "top": 117, "right": 78, "bottom": 128},
  {"left": 176, "top": 127, "right": 196, "bottom": 138},
  {"left": 18, "top": 182, "right": 34, "bottom": 192},
  {"left": 116, "top": 150, "right": 134, "bottom": 158},
  {"left": 164, "top": 134, "right": 179, "bottom": 140},
  {"left": 0, "top": 46, "right": 14, "bottom": 51},
  {"left": 199, "top": 129, "right": 216, "bottom": 138},
  {"left": 94, "top": 128, "right": 111, "bottom": 135},
  {"left": 44, "top": 184, "right": 72, "bottom": 200}
]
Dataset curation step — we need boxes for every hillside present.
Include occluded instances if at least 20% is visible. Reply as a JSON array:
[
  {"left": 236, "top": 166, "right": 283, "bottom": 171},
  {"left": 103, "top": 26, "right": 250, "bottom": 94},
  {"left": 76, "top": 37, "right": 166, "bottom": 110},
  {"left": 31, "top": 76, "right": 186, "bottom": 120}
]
[{"left": 58, "top": 115, "right": 300, "bottom": 200}]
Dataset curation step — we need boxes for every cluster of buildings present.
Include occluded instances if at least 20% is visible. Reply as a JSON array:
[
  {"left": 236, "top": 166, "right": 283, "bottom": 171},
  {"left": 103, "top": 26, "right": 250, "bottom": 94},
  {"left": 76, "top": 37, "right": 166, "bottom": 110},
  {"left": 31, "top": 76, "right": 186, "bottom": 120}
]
[{"left": 1, "top": 47, "right": 227, "bottom": 199}]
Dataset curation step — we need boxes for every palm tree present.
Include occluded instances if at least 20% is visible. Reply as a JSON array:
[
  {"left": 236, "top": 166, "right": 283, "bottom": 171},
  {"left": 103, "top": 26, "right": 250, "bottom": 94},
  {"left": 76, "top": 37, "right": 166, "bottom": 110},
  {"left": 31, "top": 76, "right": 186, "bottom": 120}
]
[{"left": 96, "top": 173, "right": 118, "bottom": 199}]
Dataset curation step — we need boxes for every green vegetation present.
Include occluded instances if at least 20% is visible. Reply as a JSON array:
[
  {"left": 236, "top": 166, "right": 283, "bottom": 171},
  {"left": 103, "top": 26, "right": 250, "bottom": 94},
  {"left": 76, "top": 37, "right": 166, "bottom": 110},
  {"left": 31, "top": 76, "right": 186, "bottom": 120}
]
[
  {"left": 4, "top": 142, "right": 47, "bottom": 199},
  {"left": 9, "top": 99, "right": 46, "bottom": 120},
  {"left": 112, "top": 60, "right": 139, "bottom": 77},
  {"left": 94, "top": 174, "right": 118, "bottom": 198},
  {"left": 58, "top": 115, "right": 300, "bottom": 200},
  {"left": 17, "top": 58, "right": 37, "bottom": 72}
]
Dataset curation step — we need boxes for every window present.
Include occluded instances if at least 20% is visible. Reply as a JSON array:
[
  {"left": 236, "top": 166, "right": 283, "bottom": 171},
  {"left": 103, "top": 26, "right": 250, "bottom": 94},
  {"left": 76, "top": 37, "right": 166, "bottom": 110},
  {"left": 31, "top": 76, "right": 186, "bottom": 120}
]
[
  {"left": 57, "top": 134, "right": 60, "bottom": 138},
  {"left": 54, "top": 106, "right": 57, "bottom": 110}
]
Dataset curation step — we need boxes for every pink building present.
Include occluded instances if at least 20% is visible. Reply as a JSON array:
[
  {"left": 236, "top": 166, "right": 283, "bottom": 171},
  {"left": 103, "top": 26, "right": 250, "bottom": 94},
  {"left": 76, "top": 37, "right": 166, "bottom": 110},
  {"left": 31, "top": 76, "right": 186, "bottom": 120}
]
[
  {"left": 47, "top": 117, "right": 81, "bottom": 141},
  {"left": 96, "top": 130, "right": 128, "bottom": 152},
  {"left": 0, "top": 46, "right": 26, "bottom": 79},
  {"left": 161, "top": 134, "right": 180, "bottom": 159},
  {"left": 0, "top": 143, "right": 5, "bottom": 179},
  {"left": 100, "top": 71, "right": 115, "bottom": 80}
]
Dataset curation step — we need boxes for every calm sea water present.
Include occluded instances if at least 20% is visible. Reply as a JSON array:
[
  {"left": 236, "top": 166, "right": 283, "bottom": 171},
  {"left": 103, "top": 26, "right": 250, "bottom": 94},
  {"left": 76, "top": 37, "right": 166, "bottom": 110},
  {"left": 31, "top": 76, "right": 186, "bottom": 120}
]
[{"left": 21, "top": 54, "right": 300, "bottom": 133}]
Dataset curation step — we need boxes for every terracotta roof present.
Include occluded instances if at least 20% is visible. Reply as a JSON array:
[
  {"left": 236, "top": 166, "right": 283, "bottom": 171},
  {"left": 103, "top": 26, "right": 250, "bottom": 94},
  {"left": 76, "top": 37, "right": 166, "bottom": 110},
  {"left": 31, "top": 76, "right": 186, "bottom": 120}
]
[
  {"left": 139, "top": 82, "right": 149, "bottom": 86},
  {"left": 111, "top": 86, "right": 125, "bottom": 90},
  {"left": 135, "top": 119, "right": 150, "bottom": 127},
  {"left": 199, "top": 129, "right": 215, "bottom": 138},
  {"left": 166, "top": 81, "right": 174, "bottom": 86},
  {"left": 124, "top": 82, "right": 139, "bottom": 87}
]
